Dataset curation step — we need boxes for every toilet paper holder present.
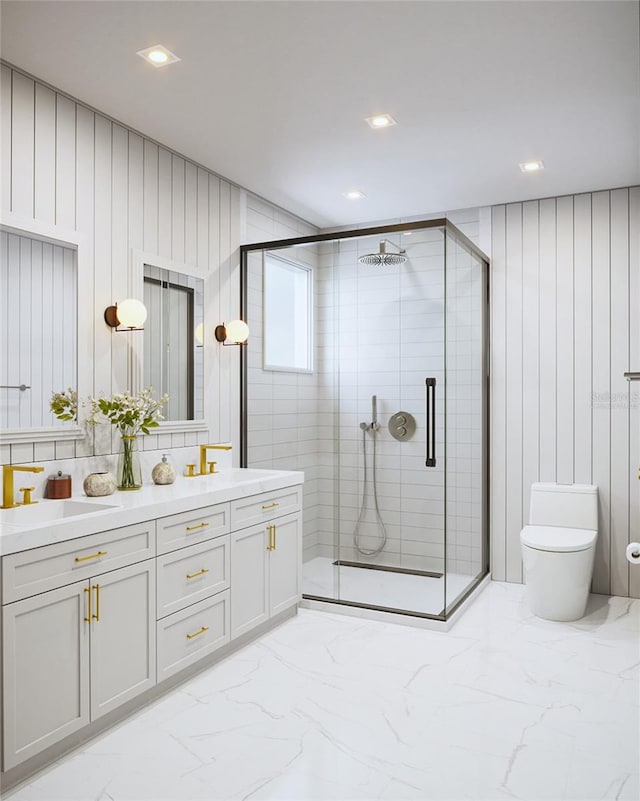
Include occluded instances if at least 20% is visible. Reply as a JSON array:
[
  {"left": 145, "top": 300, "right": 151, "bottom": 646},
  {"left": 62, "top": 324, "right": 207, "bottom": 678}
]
[{"left": 625, "top": 543, "right": 640, "bottom": 564}]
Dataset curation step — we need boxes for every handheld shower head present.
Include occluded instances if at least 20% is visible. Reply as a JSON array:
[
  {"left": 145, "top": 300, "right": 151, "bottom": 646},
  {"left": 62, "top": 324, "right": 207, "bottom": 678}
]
[{"left": 359, "top": 240, "right": 407, "bottom": 267}]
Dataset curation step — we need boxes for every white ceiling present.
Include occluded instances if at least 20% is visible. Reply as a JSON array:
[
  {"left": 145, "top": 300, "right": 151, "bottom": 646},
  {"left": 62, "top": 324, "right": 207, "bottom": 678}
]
[{"left": 2, "top": 1, "right": 639, "bottom": 227}]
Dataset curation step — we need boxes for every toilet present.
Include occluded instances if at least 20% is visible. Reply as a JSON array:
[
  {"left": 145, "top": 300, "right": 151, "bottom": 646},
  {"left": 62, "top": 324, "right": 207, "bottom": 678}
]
[{"left": 520, "top": 483, "right": 599, "bottom": 621}]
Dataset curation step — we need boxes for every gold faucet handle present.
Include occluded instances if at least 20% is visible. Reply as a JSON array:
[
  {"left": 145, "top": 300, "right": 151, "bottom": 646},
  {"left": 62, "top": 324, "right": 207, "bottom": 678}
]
[
  {"left": 19, "top": 486, "right": 36, "bottom": 505},
  {"left": 185, "top": 464, "right": 196, "bottom": 477},
  {"left": 208, "top": 461, "right": 217, "bottom": 474}
]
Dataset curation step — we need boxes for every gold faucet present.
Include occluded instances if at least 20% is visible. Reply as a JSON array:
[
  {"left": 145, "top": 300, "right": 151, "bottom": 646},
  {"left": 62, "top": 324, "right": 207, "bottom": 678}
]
[
  {"left": 2, "top": 465, "right": 45, "bottom": 509},
  {"left": 198, "top": 445, "right": 232, "bottom": 475}
]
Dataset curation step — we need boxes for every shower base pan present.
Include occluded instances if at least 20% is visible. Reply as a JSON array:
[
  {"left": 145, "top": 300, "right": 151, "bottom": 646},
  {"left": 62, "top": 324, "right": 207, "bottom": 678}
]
[{"left": 301, "top": 556, "right": 488, "bottom": 629}]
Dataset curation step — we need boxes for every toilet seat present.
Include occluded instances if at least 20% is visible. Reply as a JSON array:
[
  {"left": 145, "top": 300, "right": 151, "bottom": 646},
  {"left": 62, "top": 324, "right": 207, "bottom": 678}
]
[{"left": 520, "top": 525, "right": 597, "bottom": 553}]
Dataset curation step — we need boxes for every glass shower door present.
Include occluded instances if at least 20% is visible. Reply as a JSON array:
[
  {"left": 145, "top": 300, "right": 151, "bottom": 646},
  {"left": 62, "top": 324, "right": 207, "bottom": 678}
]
[
  {"left": 331, "top": 228, "right": 447, "bottom": 616},
  {"left": 444, "top": 231, "right": 489, "bottom": 614}
]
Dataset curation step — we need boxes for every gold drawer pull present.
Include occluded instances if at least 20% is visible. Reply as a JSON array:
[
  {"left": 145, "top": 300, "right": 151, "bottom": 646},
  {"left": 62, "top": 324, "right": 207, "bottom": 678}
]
[
  {"left": 262, "top": 502, "right": 279, "bottom": 510},
  {"left": 186, "top": 626, "right": 209, "bottom": 640},
  {"left": 75, "top": 550, "right": 107, "bottom": 563},
  {"left": 186, "top": 522, "right": 209, "bottom": 532},
  {"left": 186, "top": 568, "right": 209, "bottom": 580}
]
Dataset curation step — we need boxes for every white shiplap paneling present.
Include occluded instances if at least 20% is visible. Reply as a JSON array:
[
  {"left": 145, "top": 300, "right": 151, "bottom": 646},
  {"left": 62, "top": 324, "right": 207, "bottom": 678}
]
[
  {"left": 492, "top": 187, "right": 640, "bottom": 599},
  {"left": 0, "top": 64, "right": 313, "bottom": 464}
]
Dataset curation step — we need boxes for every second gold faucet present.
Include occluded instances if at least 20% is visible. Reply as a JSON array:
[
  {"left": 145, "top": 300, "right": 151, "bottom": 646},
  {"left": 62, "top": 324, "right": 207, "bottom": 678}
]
[{"left": 198, "top": 444, "right": 232, "bottom": 476}]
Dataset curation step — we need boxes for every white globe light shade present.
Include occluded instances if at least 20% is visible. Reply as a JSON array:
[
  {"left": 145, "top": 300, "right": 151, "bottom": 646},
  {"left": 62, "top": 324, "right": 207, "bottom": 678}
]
[
  {"left": 224, "top": 319, "right": 249, "bottom": 343},
  {"left": 117, "top": 298, "right": 147, "bottom": 328}
]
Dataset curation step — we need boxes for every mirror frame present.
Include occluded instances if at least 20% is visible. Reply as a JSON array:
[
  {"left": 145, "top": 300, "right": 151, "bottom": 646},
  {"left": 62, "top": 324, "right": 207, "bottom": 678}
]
[
  {"left": 0, "top": 212, "right": 91, "bottom": 446},
  {"left": 131, "top": 249, "right": 208, "bottom": 435}
]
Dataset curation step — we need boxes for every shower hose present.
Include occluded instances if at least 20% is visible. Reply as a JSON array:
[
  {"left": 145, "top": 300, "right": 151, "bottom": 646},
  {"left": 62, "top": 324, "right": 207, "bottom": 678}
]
[{"left": 352, "top": 423, "right": 388, "bottom": 556}]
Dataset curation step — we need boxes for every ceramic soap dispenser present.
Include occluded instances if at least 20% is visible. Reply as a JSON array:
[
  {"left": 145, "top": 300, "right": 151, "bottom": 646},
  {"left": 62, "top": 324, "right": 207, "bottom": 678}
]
[{"left": 152, "top": 453, "right": 176, "bottom": 485}]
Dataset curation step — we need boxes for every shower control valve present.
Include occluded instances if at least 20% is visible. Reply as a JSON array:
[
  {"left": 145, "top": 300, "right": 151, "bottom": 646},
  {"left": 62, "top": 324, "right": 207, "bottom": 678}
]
[{"left": 389, "top": 411, "right": 416, "bottom": 441}]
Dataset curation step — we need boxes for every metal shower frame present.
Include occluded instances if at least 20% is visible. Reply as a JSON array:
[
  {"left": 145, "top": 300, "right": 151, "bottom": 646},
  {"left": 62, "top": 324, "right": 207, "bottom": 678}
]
[{"left": 239, "top": 217, "right": 490, "bottom": 622}]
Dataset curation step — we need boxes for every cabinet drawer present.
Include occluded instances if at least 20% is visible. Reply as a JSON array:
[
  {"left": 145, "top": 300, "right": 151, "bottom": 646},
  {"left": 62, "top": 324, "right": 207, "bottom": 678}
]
[
  {"left": 230, "top": 486, "right": 302, "bottom": 530},
  {"left": 156, "top": 503, "right": 230, "bottom": 555},
  {"left": 157, "top": 590, "right": 230, "bottom": 681},
  {"left": 156, "top": 536, "right": 230, "bottom": 619},
  {"left": 2, "top": 522, "right": 156, "bottom": 604}
]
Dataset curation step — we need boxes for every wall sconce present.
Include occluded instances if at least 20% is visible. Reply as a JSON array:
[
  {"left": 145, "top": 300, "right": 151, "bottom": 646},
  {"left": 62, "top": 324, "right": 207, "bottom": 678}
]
[
  {"left": 104, "top": 299, "right": 148, "bottom": 331},
  {"left": 215, "top": 320, "right": 249, "bottom": 346}
]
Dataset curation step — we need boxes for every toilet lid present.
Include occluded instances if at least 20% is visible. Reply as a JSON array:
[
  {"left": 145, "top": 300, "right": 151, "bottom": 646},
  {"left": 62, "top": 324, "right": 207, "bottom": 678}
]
[{"left": 520, "top": 525, "right": 597, "bottom": 553}]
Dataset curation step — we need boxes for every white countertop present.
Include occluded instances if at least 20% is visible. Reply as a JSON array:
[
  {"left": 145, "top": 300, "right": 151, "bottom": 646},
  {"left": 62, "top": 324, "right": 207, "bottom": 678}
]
[{"left": 0, "top": 468, "right": 304, "bottom": 556}]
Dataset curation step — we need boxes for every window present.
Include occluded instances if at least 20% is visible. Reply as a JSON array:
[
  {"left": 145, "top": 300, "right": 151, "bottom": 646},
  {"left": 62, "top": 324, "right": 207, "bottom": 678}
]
[{"left": 263, "top": 253, "right": 313, "bottom": 372}]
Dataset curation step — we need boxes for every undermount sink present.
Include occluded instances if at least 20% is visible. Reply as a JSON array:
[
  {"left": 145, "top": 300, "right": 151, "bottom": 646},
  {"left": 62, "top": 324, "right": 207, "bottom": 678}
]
[{"left": 0, "top": 500, "right": 120, "bottom": 526}]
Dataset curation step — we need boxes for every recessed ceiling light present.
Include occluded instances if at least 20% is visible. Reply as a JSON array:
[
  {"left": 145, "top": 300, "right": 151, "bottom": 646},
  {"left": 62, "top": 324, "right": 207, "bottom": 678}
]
[
  {"left": 343, "top": 190, "right": 366, "bottom": 200},
  {"left": 137, "top": 44, "right": 181, "bottom": 68},
  {"left": 365, "top": 113, "right": 396, "bottom": 129},
  {"left": 519, "top": 160, "right": 544, "bottom": 173}
]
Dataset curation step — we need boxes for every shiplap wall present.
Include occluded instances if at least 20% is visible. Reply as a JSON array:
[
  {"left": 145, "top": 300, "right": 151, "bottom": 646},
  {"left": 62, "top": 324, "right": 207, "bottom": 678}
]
[
  {"left": 0, "top": 64, "right": 312, "bottom": 466},
  {"left": 490, "top": 188, "right": 640, "bottom": 599}
]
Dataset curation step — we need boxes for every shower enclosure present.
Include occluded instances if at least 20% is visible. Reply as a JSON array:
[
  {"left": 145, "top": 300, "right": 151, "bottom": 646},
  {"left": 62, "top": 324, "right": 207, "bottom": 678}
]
[{"left": 240, "top": 219, "right": 489, "bottom": 621}]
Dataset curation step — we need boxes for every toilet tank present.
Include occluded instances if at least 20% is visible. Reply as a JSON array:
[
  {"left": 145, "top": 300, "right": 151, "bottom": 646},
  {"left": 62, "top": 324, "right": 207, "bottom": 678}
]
[{"left": 529, "top": 483, "right": 599, "bottom": 530}]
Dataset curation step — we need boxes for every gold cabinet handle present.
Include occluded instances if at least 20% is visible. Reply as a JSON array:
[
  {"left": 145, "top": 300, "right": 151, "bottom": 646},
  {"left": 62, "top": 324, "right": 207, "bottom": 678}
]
[
  {"left": 92, "top": 584, "right": 100, "bottom": 621},
  {"left": 84, "top": 586, "right": 92, "bottom": 623},
  {"left": 186, "top": 568, "right": 209, "bottom": 580},
  {"left": 186, "top": 625, "right": 209, "bottom": 640},
  {"left": 267, "top": 524, "right": 276, "bottom": 551},
  {"left": 186, "top": 522, "right": 209, "bottom": 532},
  {"left": 262, "top": 502, "right": 279, "bottom": 510},
  {"left": 75, "top": 550, "right": 107, "bottom": 563}
]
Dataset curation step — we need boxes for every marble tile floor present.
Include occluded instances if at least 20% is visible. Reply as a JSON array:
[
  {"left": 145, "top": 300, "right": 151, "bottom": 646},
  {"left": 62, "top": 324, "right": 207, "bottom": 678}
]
[
  {"left": 7, "top": 582, "right": 639, "bottom": 801},
  {"left": 302, "top": 557, "right": 474, "bottom": 616}
]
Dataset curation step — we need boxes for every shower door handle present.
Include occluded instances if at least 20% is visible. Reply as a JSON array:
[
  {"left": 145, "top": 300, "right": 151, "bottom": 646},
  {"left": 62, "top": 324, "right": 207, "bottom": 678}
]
[{"left": 425, "top": 378, "right": 436, "bottom": 467}]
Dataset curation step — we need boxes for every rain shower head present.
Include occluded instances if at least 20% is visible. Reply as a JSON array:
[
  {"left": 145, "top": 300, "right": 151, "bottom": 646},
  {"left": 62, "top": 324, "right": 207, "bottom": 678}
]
[{"left": 358, "top": 239, "right": 407, "bottom": 266}]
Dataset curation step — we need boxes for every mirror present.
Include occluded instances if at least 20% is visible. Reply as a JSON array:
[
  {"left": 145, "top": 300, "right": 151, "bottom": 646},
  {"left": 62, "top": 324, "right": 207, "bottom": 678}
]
[
  {"left": 143, "top": 264, "right": 204, "bottom": 422},
  {"left": 0, "top": 227, "right": 78, "bottom": 432}
]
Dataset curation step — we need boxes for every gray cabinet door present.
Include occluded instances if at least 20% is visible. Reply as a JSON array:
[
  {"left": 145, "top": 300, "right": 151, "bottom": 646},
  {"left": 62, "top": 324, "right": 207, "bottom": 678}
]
[
  {"left": 230, "top": 524, "right": 269, "bottom": 638},
  {"left": 269, "top": 513, "right": 301, "bottom": 617},
  {"left": 90, "top": 559, "right": 156, "bottom": 720},
  {"left": 3, "top": 580, "right": 90, "bottom": 769}
]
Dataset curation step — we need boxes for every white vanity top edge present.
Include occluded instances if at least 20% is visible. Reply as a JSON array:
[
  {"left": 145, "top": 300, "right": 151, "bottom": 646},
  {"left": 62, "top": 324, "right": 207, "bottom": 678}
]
[{"left": 0, "top": 468, "right": 304, "bottom": 555}]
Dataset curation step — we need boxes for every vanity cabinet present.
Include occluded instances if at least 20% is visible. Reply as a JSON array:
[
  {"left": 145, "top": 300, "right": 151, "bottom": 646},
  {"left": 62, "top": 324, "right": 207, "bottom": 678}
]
[
  {"left": 1, "top": 477, "right": 302, "bottom": 778},
  {"left": 2, "top": 556, "right": 156, "bottom": 770},
  {"left": 230, "top": 486, "right": 302, "bottom": 638}
]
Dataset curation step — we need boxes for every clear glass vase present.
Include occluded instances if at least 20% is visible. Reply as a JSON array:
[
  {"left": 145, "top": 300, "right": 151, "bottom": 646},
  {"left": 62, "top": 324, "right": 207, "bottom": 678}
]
[{"left": 116, "top": 435, "right": 142, "bottom": 490}]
